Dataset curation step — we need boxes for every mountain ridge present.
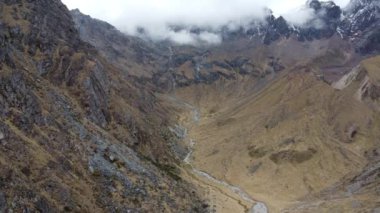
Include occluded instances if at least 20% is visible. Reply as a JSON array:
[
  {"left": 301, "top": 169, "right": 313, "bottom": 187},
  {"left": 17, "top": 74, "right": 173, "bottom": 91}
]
[
  {"left": 0, "top": 0, "right": 208, "bottom": 212},
  {"left": 71, "top": 0, "right": 378, "bottom": 91},
  {"left": 102, "top": 0, "right": 380, "bottom": 52}
]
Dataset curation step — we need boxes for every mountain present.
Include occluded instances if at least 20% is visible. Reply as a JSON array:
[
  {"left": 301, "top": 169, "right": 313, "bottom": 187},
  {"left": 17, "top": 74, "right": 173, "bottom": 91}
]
[
  {"left": 71, "top": 0, "right": 380, "bottom": 90},
  {"left": 1, "top": 0, "right": 380, "bottom": 212},
  {"left": 341, "top": 0, "right": 380, "bottom": 53},
  {"left": 0, "top": 0, "right": 206, "bottom": 212}
]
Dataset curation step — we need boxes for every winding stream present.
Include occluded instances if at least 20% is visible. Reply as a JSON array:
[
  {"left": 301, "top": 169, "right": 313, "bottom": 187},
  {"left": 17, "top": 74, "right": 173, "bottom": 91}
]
[{"left": 176, "top": 97, "right": 268, "bottom": 213}]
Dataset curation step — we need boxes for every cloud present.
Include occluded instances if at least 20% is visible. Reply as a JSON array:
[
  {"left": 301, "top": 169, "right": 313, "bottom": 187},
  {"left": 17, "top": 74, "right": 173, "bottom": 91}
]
[
  {"left": 282, "top": 7, "right": 316, "bottom": 26},
  {"left": 198, "top": 32, "right": 223, "bottom": 44},
  {"left": 62, "top": 0, "right": 350, "bottom": 44}
]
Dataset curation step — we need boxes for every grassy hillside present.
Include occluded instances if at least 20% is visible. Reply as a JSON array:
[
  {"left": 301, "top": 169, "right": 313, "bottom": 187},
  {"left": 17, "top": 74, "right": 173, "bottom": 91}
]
[{"left": 173, "top": 57, "right": 380, "bottom": 212}]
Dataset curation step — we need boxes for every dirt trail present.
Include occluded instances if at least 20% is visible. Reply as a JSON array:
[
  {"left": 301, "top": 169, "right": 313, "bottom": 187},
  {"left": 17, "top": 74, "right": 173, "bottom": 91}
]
[{"left": 166, "top": 94, "right": 268, "bottom": 213}]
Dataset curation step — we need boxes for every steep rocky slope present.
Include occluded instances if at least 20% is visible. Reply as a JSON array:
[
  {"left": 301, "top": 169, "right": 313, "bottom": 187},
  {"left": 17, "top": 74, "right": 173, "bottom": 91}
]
[
  {"left": 341, "top": 0, "right": 380, "bottom": 54},
  {"left": 0, "top": 0, "right": 206, "bottom": 212},
  {"left": 70, "top": 9, "right": 168, "bottom": 79}
]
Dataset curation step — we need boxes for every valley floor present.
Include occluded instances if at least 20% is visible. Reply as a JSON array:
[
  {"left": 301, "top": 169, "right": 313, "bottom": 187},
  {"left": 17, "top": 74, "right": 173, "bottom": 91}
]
[
  {"left": 163, "top": 61, "right": 380, "bottom": 212},
  {"left": 166, "top": 95, "right": 267, "bottom": 213}
]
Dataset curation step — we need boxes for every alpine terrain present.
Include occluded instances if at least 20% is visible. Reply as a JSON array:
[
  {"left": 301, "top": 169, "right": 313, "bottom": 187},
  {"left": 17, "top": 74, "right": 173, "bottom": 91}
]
[{"left": 1, "top": 0, "right": 380, "bottom": 212}]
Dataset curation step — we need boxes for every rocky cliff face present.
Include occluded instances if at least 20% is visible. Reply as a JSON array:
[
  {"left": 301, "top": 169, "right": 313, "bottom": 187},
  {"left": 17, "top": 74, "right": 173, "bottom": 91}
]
[
  {"left": 340, "top": 0, "right": 380, "bottom": 53},
  {"left": 0, "top": 0, "right": 206, "bottom": 212},
  {"left": 70, "top": 9, "right": 168, "bottom": 79},
  {"left": 220, "top": 0, "right": 379, "bottom": 50}
]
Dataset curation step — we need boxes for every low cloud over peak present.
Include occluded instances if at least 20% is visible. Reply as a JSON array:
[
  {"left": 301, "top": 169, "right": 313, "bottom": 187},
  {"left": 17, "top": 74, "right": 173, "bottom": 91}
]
[{"left": 62, "top": 0, "right": 350, "bottom": 45}]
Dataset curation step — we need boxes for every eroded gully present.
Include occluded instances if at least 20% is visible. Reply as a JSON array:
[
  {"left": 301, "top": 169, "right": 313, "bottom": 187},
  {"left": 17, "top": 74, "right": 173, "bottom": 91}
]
[{"left": 168, "top": 95, "right": 268, "bottom": 213}]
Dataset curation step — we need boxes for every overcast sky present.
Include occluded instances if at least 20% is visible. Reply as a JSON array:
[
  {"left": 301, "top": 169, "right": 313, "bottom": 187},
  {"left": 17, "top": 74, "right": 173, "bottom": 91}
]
[{"left": 62, "top": 0, "right": 350, "bottom": 44}]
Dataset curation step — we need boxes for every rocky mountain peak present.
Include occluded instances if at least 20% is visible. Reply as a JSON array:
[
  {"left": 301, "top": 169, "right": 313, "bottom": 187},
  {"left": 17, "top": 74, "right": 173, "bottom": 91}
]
[
  {"left": 308, "top": 0, "right": 342, "bottom": 17},
  {"left": 339, "top": 0, "right": 380, "bottom": 53},
  {"left": 343, "top": 0, "right": 380, "bottom": 33},
  {"left": 204, "top": 0, "right": 345, "bottom": 43},
  {"left": 78, "top": 0, "right": 373, "bottom": 49}
]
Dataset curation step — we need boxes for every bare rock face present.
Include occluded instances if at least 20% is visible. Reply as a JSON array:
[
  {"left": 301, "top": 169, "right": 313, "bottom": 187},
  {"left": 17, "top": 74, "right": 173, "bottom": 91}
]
[
  {"left": 0, "top": 72, "right": 44, "bottom": 132},
  {"left": 82, "top": 59, "right": 110, "bottom": 127},
  {"left": 345, "top": 124, "right": 359, "bottom": 142},
  {"left": 341, "top": 0, "right": 380, "bottom": 53},
  {"left": 0, "top": 0, "right": 206, "bottom": 212},
  {"left": 0, "top": 192, "right": 6, "bottom": 212}
]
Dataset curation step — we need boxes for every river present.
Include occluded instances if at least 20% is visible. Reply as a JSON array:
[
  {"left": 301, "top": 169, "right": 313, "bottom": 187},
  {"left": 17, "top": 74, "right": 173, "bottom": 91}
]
[{"left": 174, "top": 96, "right": 268, "bottom": 213}]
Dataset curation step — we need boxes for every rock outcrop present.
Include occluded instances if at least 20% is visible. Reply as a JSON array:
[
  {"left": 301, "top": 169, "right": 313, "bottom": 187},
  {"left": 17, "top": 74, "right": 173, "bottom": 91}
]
[{"left": 0, "top": 0, "right": 206, "bottom": 212}]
